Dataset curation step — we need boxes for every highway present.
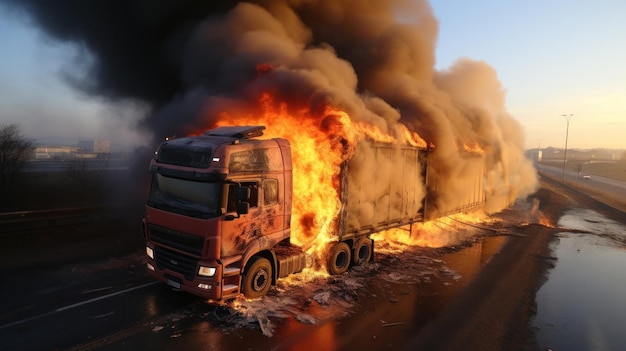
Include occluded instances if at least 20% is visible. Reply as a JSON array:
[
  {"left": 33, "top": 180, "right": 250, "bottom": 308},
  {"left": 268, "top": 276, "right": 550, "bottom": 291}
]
[
  {"left": 534, "top": 163, "right": 626, "bottom": 205},
  {"left": 2, "top": 167, "right": 625, "bottom": 350}
]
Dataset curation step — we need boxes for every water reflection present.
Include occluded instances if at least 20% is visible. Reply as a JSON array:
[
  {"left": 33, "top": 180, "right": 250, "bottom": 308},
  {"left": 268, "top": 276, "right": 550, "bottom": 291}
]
[
  {"left": 107, "top": 236, "right": 510, "bottom": 351},
  {"left": 443, "top": 236, "right": 507, "bottom": 287},
  {"left": 559, "top": 209, "right": 626, "bottom": 242},
  {"left": 281, "top": 321, "right": 337, "bottom": 351},
  {"left": 534, "top": 209, "right": 626, "bottom": 351}
]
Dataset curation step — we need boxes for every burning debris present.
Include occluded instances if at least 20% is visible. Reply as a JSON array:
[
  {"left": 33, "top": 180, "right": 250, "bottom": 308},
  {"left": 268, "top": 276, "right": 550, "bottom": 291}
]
[{"left": 211, "top": 242, "right": 458, "bottom": 337}]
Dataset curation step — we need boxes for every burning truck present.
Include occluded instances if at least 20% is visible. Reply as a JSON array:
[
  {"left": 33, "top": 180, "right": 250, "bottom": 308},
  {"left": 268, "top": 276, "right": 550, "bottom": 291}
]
[
  {"left": 7, "top": 0, "right": 539, "bottom": 301},
  {"left": 143, "top": 124, "right": 485, "bottom": 302}
]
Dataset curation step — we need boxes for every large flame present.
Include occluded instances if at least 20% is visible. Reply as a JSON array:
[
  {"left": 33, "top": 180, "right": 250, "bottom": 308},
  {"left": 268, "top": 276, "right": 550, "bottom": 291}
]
[{"left": 208, "top": 93, "right": 420, "bottom": 256}]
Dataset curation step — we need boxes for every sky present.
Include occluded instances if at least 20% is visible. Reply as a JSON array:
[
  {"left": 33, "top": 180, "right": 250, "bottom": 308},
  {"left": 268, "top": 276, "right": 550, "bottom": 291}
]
[
  {"left": 0, "top": 1, "right": 624, "bottom": 150},
  {"left": 0, "top": 8, "right": 150, "bottom": 150},
  {"left": 430, "top": 0, "right": 626, "bottom": 150}
]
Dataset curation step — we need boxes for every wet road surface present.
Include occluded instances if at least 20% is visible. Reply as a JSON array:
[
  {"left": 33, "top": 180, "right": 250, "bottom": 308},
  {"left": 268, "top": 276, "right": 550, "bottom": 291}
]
[
  {"left": 534, "top": 208, "right": 626, "bottom": 351},
  {"left": 2, "top": 173, "right": 625, "bottom": 350},
  {"left": 1, "top": 228, "right": 510, "bottom": 350}
]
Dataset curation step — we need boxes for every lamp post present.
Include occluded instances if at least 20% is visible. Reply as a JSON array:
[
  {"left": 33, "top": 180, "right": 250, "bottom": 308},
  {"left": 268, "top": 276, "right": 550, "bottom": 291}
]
[{"left": 561, "top": 114, "right": 573, "bottom": 181}]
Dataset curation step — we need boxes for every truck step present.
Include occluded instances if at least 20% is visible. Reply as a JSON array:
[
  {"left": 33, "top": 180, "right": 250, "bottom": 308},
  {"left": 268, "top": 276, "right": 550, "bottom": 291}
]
[
  {"left": 223, "top": 267, "right": 241, "bottom": 277},
  {"left": 221, "top": 284, "right": 240, "bottom": 300},
  {"left": 223, "top": 284, "right": 239, "bottom": 292}
]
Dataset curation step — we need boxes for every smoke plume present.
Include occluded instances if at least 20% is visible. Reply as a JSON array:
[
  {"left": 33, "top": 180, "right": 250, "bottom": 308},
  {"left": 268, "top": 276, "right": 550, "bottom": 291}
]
[{"left": 2, "top": 0, "right": 538, "bottom": 225}]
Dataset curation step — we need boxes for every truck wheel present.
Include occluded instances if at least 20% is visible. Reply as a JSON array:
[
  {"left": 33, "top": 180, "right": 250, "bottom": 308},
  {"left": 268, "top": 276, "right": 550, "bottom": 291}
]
[
  {"left": 327, "top": 242, "right": 351, "bottom": 275},
  {"left": 353, "top": 237, "right": 373, "bottom": 265},
  {"left": 241, "top": 257, "right": 272, "bottom": 299}
]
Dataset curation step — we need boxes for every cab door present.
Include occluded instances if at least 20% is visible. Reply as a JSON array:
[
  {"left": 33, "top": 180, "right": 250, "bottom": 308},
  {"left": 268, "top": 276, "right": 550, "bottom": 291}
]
[
  {"left": 220, "top": 181, "right": 262, "bottom": 258},
  {"left": 260, "top": 178, "right": 283, "bottom": 237}
]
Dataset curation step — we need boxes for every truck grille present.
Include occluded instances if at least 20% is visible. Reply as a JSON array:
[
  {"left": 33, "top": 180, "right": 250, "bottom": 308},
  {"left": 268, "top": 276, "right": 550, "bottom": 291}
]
[
  {"left": 148, "top": 224, "right": 204, "bottom": 256},
  {"left": 154, "top": 246, "right": 198, "bottom": 281}
]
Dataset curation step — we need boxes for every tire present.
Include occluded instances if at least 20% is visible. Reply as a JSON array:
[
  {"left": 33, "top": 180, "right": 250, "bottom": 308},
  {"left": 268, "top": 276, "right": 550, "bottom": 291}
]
[
  {"left": 353, "top": 237, "right": 373, "bottom": 265},
  {"left": 241, "top": 257, "right": 272, "bottom": 299},
  {"left": 327, "top": 242, "right": 351, "bottom": 275}
]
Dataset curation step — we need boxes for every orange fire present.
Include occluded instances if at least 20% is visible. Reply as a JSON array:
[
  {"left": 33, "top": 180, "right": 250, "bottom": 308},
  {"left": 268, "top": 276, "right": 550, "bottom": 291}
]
[
  {"left": 538, "top": 215, "right": 553, "bottom": 227},
  {"left": 373, "top": 211, "right": 490, "bottom": 248},
  {"left": 461, "top": 139, "right": 486, "bottom": 155},
  {"left": 529, "top": 198, "right": 553, "bottom": 227},
  {"left": 204, "top": 93, "right": 431, "bottom": 259}
]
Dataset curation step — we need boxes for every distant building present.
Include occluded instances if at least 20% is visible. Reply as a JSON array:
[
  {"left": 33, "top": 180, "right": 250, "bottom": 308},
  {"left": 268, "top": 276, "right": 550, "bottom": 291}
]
[
  {"left": 34, "top": 146, "right": 80, "bottom": 159},
  {"left": 33, "top": 139, "right": 110, "bottom": 160},
  {"left": 78, "top": 140, "right": 110, "bottom": 154}
]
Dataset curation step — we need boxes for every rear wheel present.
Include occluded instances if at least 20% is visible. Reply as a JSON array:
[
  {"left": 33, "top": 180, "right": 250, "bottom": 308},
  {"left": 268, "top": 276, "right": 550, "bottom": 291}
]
[
  {"left": 353, "top": 237, "right": 373, "bottom": 265},
  {"left": 327, "top": 242, "right": 351, "bottom": 275},
  {"left": 241, "top": 257, "right": 272, "bottom": 299}
]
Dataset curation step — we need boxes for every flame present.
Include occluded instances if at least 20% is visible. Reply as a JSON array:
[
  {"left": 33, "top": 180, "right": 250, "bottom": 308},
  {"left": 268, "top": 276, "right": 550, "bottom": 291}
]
[
  {"left": 213, "top": 95, "right": 346, "bottom": 255},
  {"left": 538, "top": 215, "right": 553, "bottom": 227},
  {"left": 460, "top": 139, "right": 486, "bottom": 155},
  {"left": 208, "top": 93, "right": 426, "bottom": 259},
  {"left": 193, "top": 92, "right": 499, "bottom": 273},
  {"left": 373, "top": 211, "right": 490, "bottom": 248},
  {"left": 399, "top": 124, "right": 428, "bottom": 148},
  {"left": 528, "top": 198, "right": 553, "bottom": 227}
]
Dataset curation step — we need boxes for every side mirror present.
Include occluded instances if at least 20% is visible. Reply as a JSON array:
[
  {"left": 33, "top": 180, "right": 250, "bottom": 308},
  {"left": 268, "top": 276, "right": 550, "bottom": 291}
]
[
  {"left": 224, "top": 184, "right": 252, "bottom": 221},
  {"left": 237, "top": 186, "right": 251, "bottom": 201},
  {"left": 236, "top": 201, "right": 250, "bottom": 215}
]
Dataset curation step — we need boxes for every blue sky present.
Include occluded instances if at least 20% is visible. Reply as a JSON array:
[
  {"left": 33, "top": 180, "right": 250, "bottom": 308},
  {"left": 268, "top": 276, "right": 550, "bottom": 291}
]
[
  {"left": 0, "top": 1, "right": 624, "bottom": 150},
  {"left": 431, "top": 0, "right": 626, "bottom": 150}
]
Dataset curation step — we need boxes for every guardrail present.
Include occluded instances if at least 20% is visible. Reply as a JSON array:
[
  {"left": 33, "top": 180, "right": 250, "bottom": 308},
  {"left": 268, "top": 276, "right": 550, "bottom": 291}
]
[{"left": 0, "top": 206, "right": 107, "bottom": 236}]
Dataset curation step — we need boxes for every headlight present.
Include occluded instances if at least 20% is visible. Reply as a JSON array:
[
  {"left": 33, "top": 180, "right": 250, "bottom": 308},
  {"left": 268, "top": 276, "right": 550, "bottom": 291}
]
[
  {"left": 146, "top": 246, "right": 154, "bottom": 259},
  {"left": 198, "top": 266, "right": 216, "bottom": 277}
]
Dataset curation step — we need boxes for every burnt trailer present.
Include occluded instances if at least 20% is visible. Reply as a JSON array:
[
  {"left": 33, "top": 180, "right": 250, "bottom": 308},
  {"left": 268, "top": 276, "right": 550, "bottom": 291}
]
[{"left": 323, "top": 142, "right": 429, "bottom": 273}]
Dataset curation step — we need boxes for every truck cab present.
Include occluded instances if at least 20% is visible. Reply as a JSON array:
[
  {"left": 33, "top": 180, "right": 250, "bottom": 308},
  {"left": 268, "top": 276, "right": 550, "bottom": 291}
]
[{"left": 143, "top": 126, "right": 305, "bottom": 301}]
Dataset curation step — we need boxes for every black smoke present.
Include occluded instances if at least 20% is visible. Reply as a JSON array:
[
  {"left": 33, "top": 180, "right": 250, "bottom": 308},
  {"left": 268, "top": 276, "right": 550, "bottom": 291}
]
[
  {"left": 1, "top": 0, "right": 539, "bottom": 217},
  {"left": 0, "top": 0, "right": 237, "bottom": 106}
]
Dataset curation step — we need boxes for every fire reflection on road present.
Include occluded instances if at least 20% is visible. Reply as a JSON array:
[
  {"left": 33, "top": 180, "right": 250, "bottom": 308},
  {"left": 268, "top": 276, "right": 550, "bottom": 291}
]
[{"left": 154, "top": 236, "right": 505, "bottom": 349}]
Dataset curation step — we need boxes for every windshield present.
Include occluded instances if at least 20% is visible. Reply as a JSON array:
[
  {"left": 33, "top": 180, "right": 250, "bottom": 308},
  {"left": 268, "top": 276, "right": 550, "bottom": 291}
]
[{"left": 148, "top": 173, "right": 221, "bottom": 219}]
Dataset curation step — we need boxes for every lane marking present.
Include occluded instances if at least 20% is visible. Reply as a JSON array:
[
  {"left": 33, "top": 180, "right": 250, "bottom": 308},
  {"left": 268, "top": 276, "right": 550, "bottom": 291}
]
[{"left": 0, "top": 281, "right": 158, "bottom": 330}]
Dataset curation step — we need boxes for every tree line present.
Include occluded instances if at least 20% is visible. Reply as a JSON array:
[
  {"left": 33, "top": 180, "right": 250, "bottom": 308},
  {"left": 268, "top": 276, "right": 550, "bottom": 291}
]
[{"left": 0, "top": 123, "right": 33, "bottom": 208}]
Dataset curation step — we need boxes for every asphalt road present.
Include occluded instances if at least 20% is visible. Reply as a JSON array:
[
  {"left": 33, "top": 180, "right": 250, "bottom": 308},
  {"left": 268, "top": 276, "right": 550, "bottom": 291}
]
[
  {"left": 1, "top": 234, "right": 483, "bottom": 351},
  {"left": 1, "top": 170, "right": 625, "bottom": 350},
  {"left": 0, "top": 209, "right": 511, "bottom": 351}
]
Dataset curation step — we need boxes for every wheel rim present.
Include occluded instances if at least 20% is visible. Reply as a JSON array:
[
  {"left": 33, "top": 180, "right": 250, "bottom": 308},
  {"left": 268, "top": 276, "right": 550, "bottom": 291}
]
[
  {"left": 357, "top": 244, "right": 369, "bottom": 261},
  {"left": 253, "top": 270, "right": 268, "bottom": 291},
  {"left": 335, "top": 251, "right": 348, "bottom": 268}
]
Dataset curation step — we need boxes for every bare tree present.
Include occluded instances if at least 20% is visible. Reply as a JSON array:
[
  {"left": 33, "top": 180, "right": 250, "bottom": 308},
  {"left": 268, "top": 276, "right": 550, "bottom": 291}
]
[{"left": 0, "top": 123, "right": 34, "bottom": 191}]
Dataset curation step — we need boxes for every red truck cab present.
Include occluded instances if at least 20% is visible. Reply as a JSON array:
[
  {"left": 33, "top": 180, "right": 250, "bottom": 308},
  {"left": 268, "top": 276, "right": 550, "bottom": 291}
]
[{"left": 143, "top": 126, "right": 304, "bottom": 301}]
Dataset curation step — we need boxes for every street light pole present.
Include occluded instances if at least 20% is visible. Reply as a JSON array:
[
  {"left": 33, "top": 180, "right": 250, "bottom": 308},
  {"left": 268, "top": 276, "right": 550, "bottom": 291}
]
[{"left": 561, "top": 114, "right": 573, "bottom": 181}]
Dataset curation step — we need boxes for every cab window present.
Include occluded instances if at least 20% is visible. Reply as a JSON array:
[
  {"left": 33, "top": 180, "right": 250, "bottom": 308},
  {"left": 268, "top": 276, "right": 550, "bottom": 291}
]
[
  {"left": 226, "top": 181, "right": 258, "bottom": 213},
  {"left": 264, "top": 179, "right": 278, "bottom": 205}
]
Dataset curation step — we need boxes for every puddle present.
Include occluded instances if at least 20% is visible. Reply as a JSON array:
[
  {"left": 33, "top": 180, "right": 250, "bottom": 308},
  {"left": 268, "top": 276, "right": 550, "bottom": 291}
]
[
  {"left": 559, "top": 209, "right": 626, "bottom": 244},
  {"left": 534, "top": 209, "right": 626, "bottom": 351},
  {"left": 441, "top": 235, "right": 507, "bottom": 287}
]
